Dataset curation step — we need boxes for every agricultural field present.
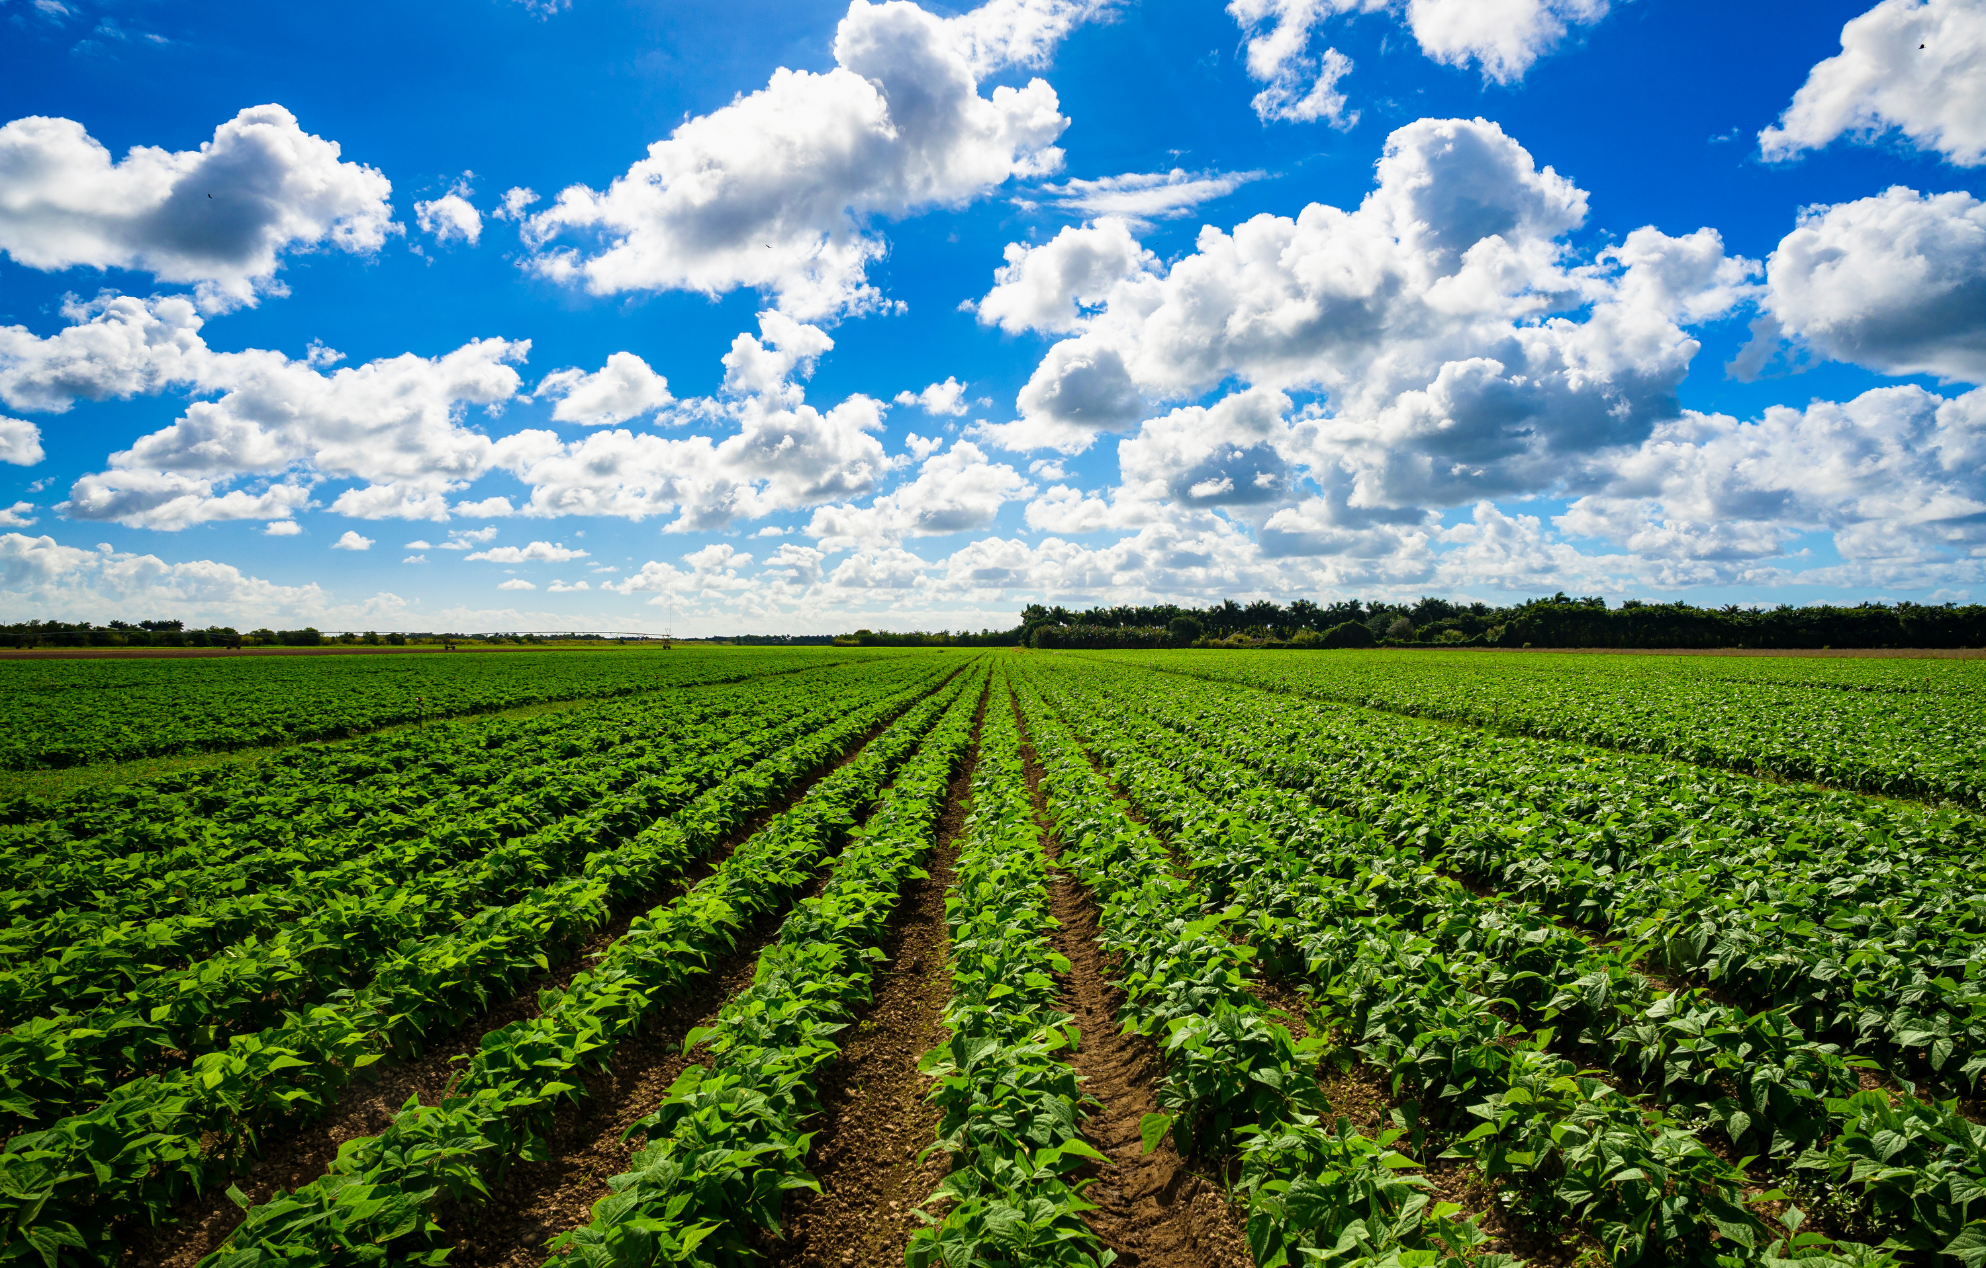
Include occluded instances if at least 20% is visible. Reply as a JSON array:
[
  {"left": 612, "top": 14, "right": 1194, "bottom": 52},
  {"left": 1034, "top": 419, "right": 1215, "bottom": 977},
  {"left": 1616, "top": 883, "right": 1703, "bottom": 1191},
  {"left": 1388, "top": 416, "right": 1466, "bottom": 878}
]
[
  {"left": 4, "top": 645, "right": 1986, "bottom": 1268},
  {"left": 0, "top": 646, "right": 885, "bottom": 772}
]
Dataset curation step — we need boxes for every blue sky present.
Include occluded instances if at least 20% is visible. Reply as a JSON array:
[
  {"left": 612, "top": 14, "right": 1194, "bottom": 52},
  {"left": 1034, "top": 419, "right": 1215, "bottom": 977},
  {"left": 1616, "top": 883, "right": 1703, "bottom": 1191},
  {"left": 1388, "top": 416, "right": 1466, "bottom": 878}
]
[{"left": 1, "top": 0, "right": 1982, "bottom": 633}]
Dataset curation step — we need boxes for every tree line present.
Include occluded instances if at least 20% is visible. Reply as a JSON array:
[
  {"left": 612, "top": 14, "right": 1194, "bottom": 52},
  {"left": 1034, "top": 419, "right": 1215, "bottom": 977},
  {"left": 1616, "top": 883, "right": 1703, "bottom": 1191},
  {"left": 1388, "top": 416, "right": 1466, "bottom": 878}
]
[{"left": 1014, "top": 595, "right": 1986, "bottom": 650}]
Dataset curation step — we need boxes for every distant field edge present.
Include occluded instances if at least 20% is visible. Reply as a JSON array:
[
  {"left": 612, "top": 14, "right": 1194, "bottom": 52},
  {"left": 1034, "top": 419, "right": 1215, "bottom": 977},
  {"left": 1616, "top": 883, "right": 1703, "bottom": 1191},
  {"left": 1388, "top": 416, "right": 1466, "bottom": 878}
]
[
  {"left": 0, "top": 671, "right": 787, "bottom": 803},
  {"left": 1446, "top": 646, "right": 1986, "bottom": 659},
  {"left": 0, "top": 643, "right": 701, "bottom": 660}
]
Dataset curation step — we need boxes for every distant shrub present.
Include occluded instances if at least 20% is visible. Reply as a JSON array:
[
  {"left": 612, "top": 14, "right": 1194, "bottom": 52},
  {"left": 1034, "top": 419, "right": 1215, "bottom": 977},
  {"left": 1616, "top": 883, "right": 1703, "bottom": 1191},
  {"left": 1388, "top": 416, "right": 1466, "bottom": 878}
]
[{"left": 1322, "top": 621, "right": 1376, "bottom": 649}]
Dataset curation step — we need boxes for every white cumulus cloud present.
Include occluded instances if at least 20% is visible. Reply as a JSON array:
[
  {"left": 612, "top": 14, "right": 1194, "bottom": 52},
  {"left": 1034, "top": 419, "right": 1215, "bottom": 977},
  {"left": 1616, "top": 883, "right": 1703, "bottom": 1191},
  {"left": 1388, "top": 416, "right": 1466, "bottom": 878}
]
[
  {"left": 414, "top": 185, "right": 482, "bottom": 246},
  {"left": 466, "top": 540, "right": 589, "bottom": 563},
  {"left": 0, "top": 417, "right": 43, "bottom": 465},
  {"left": 536, "top": 351, "right": 673, "bottom": 425},
  {"left": 1227, "top": 0, "right": 1609, "bottom": 126},
  {"left": 894, "top": 377, "right": 969, "bottom": 416},
  {"left": 1760, "top": 0, "right": 1986, "bottom": 167},
  {"left": 0, "top": 532, "right": 332, "bottom": 622},
  {"left": 1746, "top": 186, "right": 1986, "bottom": 383},
  {"left": 520, "top": 0, "right": 1073, "bottom": 320},
  {"left": 0, "top": 104, "right": 395, "bottom": 310},
  {"left": 332, "top": 529, "right": 373, "bottom": 550},
  {"left": 806, "top": 440, "right": 1032, "bottom": 549},
  {"left": 984, "top": 116, "right": 1756, "bottom": 527},
  {"left": 0, "top": 293, "right": 529, "bottom": 528}
]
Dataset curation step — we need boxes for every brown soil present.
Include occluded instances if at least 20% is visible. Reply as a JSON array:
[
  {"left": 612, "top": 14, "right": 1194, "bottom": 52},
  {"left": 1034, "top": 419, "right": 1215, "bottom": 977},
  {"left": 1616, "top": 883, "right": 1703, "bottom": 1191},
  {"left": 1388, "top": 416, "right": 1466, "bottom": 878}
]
[
  {"left": 759, "top": 689, "right": 985, "bottom": 1268},
  {"left": 441, "top": 893, "right": 797, "bottom": 1268},
  {"left": 1010, "top": 702, "right": 1251, "bottom": 1268},
  {"left": 118, "top": 902, "right": 648, "bottom": 1268},
  {"left": 117, "top": 688, "right": 943, "bottom": 1268},
  {"left": 440, "top": 677, "right": 979, "bottom": 1268}
]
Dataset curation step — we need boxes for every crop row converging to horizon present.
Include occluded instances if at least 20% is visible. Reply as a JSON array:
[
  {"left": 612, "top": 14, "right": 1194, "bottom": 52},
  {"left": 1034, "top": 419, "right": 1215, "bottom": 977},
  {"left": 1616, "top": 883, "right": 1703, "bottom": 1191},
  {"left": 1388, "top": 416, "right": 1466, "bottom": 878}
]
[{"left": 4, "top": 645, "right": 1986, "bottom": 1268}]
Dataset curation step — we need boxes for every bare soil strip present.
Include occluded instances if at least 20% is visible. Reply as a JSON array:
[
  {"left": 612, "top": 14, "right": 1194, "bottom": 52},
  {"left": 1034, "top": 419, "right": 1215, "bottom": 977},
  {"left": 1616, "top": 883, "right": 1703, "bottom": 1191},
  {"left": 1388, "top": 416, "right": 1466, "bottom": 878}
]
[
  {"left": 757, "top": 690, "right": 986, "bottom": 1268},
  {"left": 119, "top": 698, "right": 928, "bottom": 1268},
  {"left": 441, "top": 888, "right": 804, "bottom": 1268},
  {"left": 1006, "top": 703, "right": 1249, "bottom": 1268},
  {"left": 444, "top": 678, "right": 982, "bottom": 1268},
  {"left": 1030, "top": 689, "right": 1550, "bottom": 1266}
]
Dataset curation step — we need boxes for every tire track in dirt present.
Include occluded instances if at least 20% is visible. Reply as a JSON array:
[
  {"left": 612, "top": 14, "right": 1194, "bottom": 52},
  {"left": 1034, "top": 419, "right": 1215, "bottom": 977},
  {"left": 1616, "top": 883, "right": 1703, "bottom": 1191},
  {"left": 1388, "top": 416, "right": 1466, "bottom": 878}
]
[
  {"left": 759, "top": 687, "right": 986, "bottom": 1268},
  {"left": 121, "top": 690, "right": 946, "bottom": 1268},
  {"left": 1010, "top": 692, "right": 1251, "bottom": 1268}
]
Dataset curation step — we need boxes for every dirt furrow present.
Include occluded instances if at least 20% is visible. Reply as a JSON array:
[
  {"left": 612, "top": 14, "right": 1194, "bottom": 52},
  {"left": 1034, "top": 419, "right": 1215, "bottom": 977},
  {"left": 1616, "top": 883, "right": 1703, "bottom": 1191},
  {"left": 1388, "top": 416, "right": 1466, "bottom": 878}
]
[
  {"left": 440, "top": 888, "right": 802, "bottom": 1268},
  {"left": 1033, "top": 692, "right": 1573, "bottom": 1266},
  {"left": 1008, "top": 698, "right": 1250, "bottom": 1268},
  {"left": 448, "top": 679, "right": 980, "bottom": 1268},
  {"left": 120, "top": 697, "right": 936, "bottom": 1268},
  {"left": 757, "top": 691, "right": 984, "bottom": 1268}
]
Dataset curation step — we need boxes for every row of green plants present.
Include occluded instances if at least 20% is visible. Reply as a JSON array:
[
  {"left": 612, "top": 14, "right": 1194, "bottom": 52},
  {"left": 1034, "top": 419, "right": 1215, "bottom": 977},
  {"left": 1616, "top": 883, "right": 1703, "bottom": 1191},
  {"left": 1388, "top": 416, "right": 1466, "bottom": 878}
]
[
  {"left": 199, "top": 663, "right": 986, "bottom": 1268},
  {"left": 0, "top": 644, "right": 869, "bottom": 772},
  {"left": 544, "top": 668, "right": 984, "bottom": 1268},
  {"left": 1076, "top": 657, "right": 1986, "bottom": 1088},
  {"left": 1010, "top": 670, "right": 1509, "bottom": 1268},
  {"left": 0, "top": 659, "right": 929, "bottom": 1017},
  {"left": 0, "top": 666, "right": 971, "bottom": 1268},
  {"left": 0, "top": 671, "right": 870, "bottom": 1023},
  {"left": 1030, "top": 663, "right": 1951, "bottom": 1264},
  {"left": 1130, "top": 649, "right": 1986, "bottom": 808},
  {"left": 906, "top": 669, "right": 1114, "bottom": 1268},
  {"left": 0, "top": 663, "right": 953, "bottom": 1133}
]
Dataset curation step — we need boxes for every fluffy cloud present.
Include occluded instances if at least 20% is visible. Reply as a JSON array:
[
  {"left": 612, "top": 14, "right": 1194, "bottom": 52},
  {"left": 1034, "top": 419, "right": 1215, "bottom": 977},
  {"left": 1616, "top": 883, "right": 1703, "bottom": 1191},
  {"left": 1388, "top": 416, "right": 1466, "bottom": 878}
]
[
  {"left": 944, "top": 0, "right": 1114, "bottom": 74},
  {"left": 466, "top": 540, "right": 589, "bottom": 563},
  {"left": 806, "top": 440, "right": 1031, "bottom": 549},
  {"left": 435, "top": 527, "right": 499, "bottom": 549},
  {"left": 332, "top": 530, "right": 373, "bottom": 550},
  {"left": 0, "top": 104, "right": 394, "bottom": 310},
  {"left": 609, "top": 543, "right": 758, "bottom": 599},
  {"left": 1749, "top": 186, "right": 1986, "bottom": 383},
  {"left": 414, "top": 187, "right": 482, "bottom": 246},
  {"left": 0, "top": 502, "right": 37, "bottom": 527},
  {"left": 986, "top": 118, "right": 1756, "bottom": 526},
  {"left": 1118, "top": 387, "right": 1298, "bottom": 514},
  {"left": 971, "top": 217, "right": 1153, "bottom": 335},
  {"left": 62, "top": 472, "right": 315, "bottom": 532},
  {"left": 263, "top": 519, "right": 301, "bottom": 536},
  {"left": 498, "top": 577, "right": 536, "bottom": 590},
  {"left": 894, "top": 377, "right": 969, "bottom": 416},
  {"left": 1406, "top": 0, "right": 1609, "bottom": 82},
  {"left": 536, "top": 352, "right": 673, "bottom": 425},
  {"left": 0, "top": 293, "right": 529, "bottom": 527},
  {"left": 1229, "top": 0, "right": 1361, "bottom": 123},
  {"left": 521, "top": 0, "right": 1072, "bottom": 320},
  {"left": 0, "top": 532, "right": 332, "bottom": 622},
  {"left": 1023, "top": 483, "right": 1117, "bottom": 533},
  {"left": 1760, "top": 0, "right": 1986, "bottom": 167},
  {"left": 492, "top": 313, "right": 891, "bottom": 529},
  {"left": 1032, "top": 168, "right": 1265, "bottom": 222},
  {"left": 1562, "top": 385, "right": 1986, "bottom": 575},
  {"left": 0, "top": 417, "right": 43, "bottom": 465},
  {"left": 1228, "top": 0, "right": 1609, "bottom": 125}
]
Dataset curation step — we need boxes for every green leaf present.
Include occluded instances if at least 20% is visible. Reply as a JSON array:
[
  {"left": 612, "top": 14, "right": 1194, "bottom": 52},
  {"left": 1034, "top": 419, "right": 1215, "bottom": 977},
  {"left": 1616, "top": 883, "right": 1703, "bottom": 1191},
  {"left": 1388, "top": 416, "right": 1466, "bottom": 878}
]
[{"left": 1140, "top": 1113, "right": 1175, "bottom": 1155}]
